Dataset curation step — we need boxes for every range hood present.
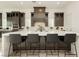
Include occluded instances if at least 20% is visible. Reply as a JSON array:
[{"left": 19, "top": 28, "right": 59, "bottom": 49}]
[{"left": 31, "top": 7, "right": 48, "bottom": 26}]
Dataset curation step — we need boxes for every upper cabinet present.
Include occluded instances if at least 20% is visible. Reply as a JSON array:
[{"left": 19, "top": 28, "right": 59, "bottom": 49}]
[
  {"left": 7, "top": 12, "right": 25, "bottom": 29},
  {"left": 0, "top": 13, "right": 2, "bottom": 28},
  {"left": 54, "top": 12, "right": 64, "bottom": 26}
]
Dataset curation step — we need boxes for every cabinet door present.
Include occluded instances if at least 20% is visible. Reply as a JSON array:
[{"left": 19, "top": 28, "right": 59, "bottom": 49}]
[
  {"left": 54, "top": 13, "right": 64, "bottom": 26},
  {"left": 20, "top": 13, "right": 25, "bottom": 27},
  {"left": 0, "top": 13, "right": 2, "bottom": 27},
  {"left": 7, "top": 12, "right": 25, "bottom": 29},
  {"left": 12, "top": 12, "right": 19, "bottom": 29},
  {"left": 12, "top": 13, "right": 19, "bottom": 25},
  {"left": 7, "top": 13, "right": 12, "bottom": 27}
]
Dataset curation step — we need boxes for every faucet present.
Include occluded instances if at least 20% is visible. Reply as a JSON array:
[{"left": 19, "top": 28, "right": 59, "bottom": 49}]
[{"left": 37, "top": 25, "right": 45, "bottom": 32}]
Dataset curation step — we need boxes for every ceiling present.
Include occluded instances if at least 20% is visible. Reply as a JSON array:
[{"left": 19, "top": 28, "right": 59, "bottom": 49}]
[{"left": 0, "top": 1, "right": 71, "bottom": 9}]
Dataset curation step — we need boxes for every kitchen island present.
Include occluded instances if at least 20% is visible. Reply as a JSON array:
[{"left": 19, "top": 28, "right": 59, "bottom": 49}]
[{"left": 1, "top": 29, "right": 79, "bottom": 56}]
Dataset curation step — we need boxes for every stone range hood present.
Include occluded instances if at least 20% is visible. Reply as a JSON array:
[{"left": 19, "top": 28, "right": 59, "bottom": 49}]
[{"left": 31, "top": 7, "right": 48, "bottom": 26}]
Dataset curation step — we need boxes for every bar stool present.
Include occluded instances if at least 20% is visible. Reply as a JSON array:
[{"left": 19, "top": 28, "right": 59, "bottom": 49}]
[
  {"left": 8, "top": 34, "right": 22, "bottom": 56},
  {"left": 26, "top": 34, "right": 40, "bottom": 50},
  {"left": 46, "top": 34, "right": 59, "bottom": 56},
  {"left": 64, "top": 34, "right": 77, "bottom": 57}
]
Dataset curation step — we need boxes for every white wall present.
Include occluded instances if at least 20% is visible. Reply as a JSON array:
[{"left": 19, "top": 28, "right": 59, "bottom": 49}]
[
  {"left": 64, "top": 2, "right": 79, "bottom": 33},
  {"left": 0, "top": 8, "right": 64, "bottom": 29},
  {"left": 64, "top": 3, "right": 79, "bottom": 56}
]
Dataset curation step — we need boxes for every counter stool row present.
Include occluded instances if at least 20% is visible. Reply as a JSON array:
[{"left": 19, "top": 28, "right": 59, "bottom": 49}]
[{"left": 8, "top": 34, "right": 77, "bottom": 57}]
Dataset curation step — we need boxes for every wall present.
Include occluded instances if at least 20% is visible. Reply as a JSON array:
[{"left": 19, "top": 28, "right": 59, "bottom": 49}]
[
  {"left": 64, "top": 2, "right": 79, "bottom": 56},
  {"left": 64, "top": 2, "right": 79, "bottom": 33},
  {"left": 0, "top": 8, "right": 64, "bottom": 29}
]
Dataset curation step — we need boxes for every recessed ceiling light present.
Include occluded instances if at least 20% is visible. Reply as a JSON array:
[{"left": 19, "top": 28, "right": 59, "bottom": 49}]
[
  {"left": 38, "top": 2, "right": 42, "bottom": 5},
  {"left": 57, "top": 2, "right": 60, "bottom": 5},
  {"left": 32, "top": 1, "right": 36, "bottom": 3},
  {"left": 20, "top": 2, "right": 23, "bottom": 5},
  {"left": 32, "top": 1, "right": 42, "bottom": 5}
]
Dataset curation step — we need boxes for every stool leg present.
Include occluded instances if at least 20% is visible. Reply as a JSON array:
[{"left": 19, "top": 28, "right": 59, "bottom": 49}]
[
  {"left": 64, "top": 49, "right": 66, "bottom": 57},
  {"left": 74, "top": 42, "right": 78, "bottom": 57},
  {"left": 54, "top": 43, "right": 55, "bottom": 52},
  {"left": 64, "top": 44, "right": 71, "bottom": 57},
  {"left": 20, "top": 44, "right": 21, "bottom": 56},
  {"left": 8, "top": 43, "right": 11, "bottom": 56},
  {"left": 64, "top": 44, "right": 67, "bottom": 57},
  {"left": 25, "top": 41, "right": 27, "bottom": 56},
  {"left": 55, "top": 43, "right": 59, "bottom": 57},
  {"left": 57, "top": 43, "right": 59, "bottom": 57},
  {"left": 8, "top": 42, "right": 11, "bottom": 56}
]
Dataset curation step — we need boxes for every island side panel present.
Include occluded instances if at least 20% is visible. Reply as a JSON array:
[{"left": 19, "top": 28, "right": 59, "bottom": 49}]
[
  {"left": 2, "top": 34, "right": 13, "bottom": 56},
  {"left": 75, "top": 36, "right": 79, "bottom": 57}
]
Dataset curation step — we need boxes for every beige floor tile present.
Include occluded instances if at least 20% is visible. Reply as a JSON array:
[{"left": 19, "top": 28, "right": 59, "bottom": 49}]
[
  {"left": 65, "top": 55, "right": 76, "bottom": 57},
  {"left": 59, "top": 50, "right": 65, "bottom": 57},
  {"left": 47, "top": 54, "right": 58, "bottom": 57},
  {"left": 47, "top": 52, "right": 52, "bottom": 55},
  {"left": 21, "top": 53, "right": 26, "bottom": 57},
  {"left": 27, "top": 52, "right": 33, "bottom": 55},
  {"left": 59, "top": 52, "right": 64, "bottom": 56},
  {"left": 9, "top": 50, "right": 76, "bottom": 57},
  {"left": 40, "top": 50, "right": 46, "bottom": 53},
  {"left": 46, "top": 50, "right": 52, "bottom": 55},
  {"left": 30, "top": 50, "right": 34, "bottom": 53},
  {"left": 33, "top": 52, "right": 39, "bottom": 55},
  {"left": 46, "top": 50, "right": 51, "bottom": 52},
  {"left": 32, "top": 54, "right": 39, "bottom": 57},
  {"left": 47, "top": 55, "right": 53, "bottom": 57},
  {"left": 34, "top": 50, "right": 39, "bottom": 53},
  {"left": 52, "top": 52, "right": 58, "bottom": 55},
  {"left": 21, "top": 51, "right": 26, "bottom": 57},
  {"left": 0, "top": 38, "right": 2, "bottom": 51},
  {"left": 39, "top": 53, "right": 46, "bottom": 57}
]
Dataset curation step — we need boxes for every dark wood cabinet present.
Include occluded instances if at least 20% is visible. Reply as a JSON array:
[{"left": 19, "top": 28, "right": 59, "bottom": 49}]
[
  {"left": 54, "top": 13, "right": 64, "bottom": 26},
  {"left": 12, "top": 12, "right": 19, "bottom": 28},
  {"left": 0, "top": 13, "right": 2, "bottom": 28},
  {"left": 7, "top": 13, "right": 12, "bottom": 27},
  {"left": 20, "top": 13, "right": 25, "bottom": 27},
  {"left": 7, "top": 12, "right": 25, "bottom": 30}
]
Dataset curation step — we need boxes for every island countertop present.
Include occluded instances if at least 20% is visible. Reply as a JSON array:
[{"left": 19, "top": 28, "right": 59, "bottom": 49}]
[{"left": 2, "top": 29, "right": 79, "bottom": 36}]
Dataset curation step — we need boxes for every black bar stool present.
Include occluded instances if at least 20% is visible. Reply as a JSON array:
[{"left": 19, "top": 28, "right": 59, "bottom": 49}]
[
  {"left": 46, "top": 34, "right": 59, "bottom": 56},
  {"left": 64, "top": 34, "right": 77, "bottom": 57},
  {"left": 8, "top": 34, "right": 22, "bottom": 56},
  {"left": 26, "top": 34, "right": 40, "bottom": 50}
]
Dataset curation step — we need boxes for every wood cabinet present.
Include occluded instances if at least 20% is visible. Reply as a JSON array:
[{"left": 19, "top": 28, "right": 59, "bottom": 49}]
[
  {"left": 54, "top": 13, "right": 64, "bottom": 26},
  {"left": 0, "top": 13, "right": 2, "bottom": 28},
  {"left": 7, "top": 12, "right": 25, "bottom": 30}
]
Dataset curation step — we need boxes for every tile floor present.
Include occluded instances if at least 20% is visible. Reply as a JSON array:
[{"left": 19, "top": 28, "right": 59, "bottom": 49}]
[
  {"left": 9, "top": 50, "right": 77, "bottom": 57},
  {"left": 0, "top": 38, "right": 2, "bottom": 56},
  {"left": 0, "top": 38, "right": 1, "bottom": 51},
  {"left": 0, "top": 37, "right": 77, "bottom": 57}
]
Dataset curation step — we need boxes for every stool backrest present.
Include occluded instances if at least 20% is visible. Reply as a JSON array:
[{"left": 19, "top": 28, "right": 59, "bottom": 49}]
[
  {"left": 64, "top": 34, "right": 76, "bottom": 44},
  {"left": 27, "top": 34, "right": 39, "bottom": 43},
  {"left": 9, "top": 34, "right": 21, "bottom": 44},
  {"left": 47, "top": 34, "right": 58, "bottom": 43}
]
